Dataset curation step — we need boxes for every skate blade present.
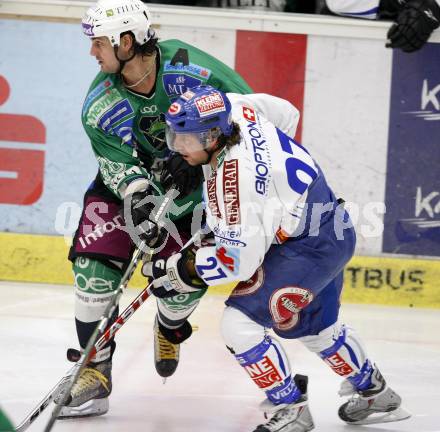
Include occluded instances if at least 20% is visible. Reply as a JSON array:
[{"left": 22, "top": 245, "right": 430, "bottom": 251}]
[
  {"left": 57, "top": 398, "right": 109, "bottom": 419},
  {"left": 349, "top": 407, "right": 411, "bottom": 425}
]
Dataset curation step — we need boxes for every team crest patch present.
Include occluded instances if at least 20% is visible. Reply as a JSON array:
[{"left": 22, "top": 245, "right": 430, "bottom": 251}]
[
  {"left": 137, "top": 114, "right": 166, "bottom": 151},
  {"left": 230, "top": 267, "right": 264, "bottom": 296},
  {"left": 269, "top": 287, "right": 313, "bottom": 331},
  {"left": 195, "top": 93, "right": 226, "bottom": 117}
]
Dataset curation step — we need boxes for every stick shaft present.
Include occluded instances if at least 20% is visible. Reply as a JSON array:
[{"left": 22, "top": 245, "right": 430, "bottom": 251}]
[
  {"left": 15, "top": 281, "right": 153, "bottom": 432},
  {"left": 20, "top": 188, "right": 195, "bottom": 431},
  {"left": 43, "top": 246, "right": 146, "bottom": 432}
]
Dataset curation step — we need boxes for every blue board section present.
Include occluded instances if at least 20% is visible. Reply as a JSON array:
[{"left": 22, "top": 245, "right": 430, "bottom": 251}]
[{"left": 383, "top": 44, "right": 440, "bottom": 257}]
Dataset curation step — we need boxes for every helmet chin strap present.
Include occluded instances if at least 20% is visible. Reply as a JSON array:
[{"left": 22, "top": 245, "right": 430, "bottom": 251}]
[
  {"left": 114, "top": 45, "right": 136, "bottom": 74},
  {"left": 203, "top": 139, "right": 225, "bottom": 165},
  {"left": 202, "top": 148, "right": 215, "bottom": 164}
]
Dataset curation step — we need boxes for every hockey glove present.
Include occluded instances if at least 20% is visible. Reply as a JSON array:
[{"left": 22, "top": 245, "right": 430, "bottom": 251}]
[
  {"left": 379, "top": 0, "right": 407, "bottom": 19},
  {"left": 142, "top": 246, "right": 207, "bottom": 298},
  {"left": 161, "top": 153, "right": 204, "bottom": 197},
  {"left": 386, "top": 0, "right": 440, "bottom": 52},
  {"left": 126, "top": 189, "right": 167, "bottom": 248}
]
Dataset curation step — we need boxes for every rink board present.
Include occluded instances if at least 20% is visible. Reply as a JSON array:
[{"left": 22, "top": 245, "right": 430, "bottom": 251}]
[
  {"left": 0, "top": 10, "right": 439, "bottom": 259},
  {"left": 0, "top": 232, "right": 438, "bottom": 308}
]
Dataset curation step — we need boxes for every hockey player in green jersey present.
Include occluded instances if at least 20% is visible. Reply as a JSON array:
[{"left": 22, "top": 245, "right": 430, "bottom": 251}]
[
  {"left": 57, "top": 0, "right": 252, "bottom": 419},
  {"left": 0, "top": 407, "right": 14, "bottom": 432}
]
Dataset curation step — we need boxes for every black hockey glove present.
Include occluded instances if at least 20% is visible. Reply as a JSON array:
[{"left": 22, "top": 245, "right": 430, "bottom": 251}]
[
  {"left": 386, "top": 0, "right": 440, "bottom": 52},
  {"left": 126, "top": 189, "right": 167, "bottom": 248},
  {"left": 379, "top": 0, "right": 407, "bottom": 19},
  {"left": 161, "top": 153, "right": 204, "bottom": 197},
  {"left": 142, "top": 246, "right": 207, "bottom": 298}
]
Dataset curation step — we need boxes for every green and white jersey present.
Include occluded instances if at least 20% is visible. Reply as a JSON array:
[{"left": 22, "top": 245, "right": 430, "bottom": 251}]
[
  {"left": 0, "top": 406, "right": 14, "bottom": 432},
  {"left": 82, "top": 39, "right": 252, "bottom": 216}
]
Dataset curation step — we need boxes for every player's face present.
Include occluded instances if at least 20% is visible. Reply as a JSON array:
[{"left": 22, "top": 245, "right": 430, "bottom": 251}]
[
  {"left": 172, "top": 134, "right": 209, "bottom": 165},
  {"left": 89, "top": 37, "right": 119, "bottom": 73},
  {"left": 181, "top": 148, "right": 209, "bottom": 166}
]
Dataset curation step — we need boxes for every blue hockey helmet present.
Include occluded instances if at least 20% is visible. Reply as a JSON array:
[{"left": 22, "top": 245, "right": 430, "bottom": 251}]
[{"left": 165, "top": 85, "right": 233, "bottom": 153}]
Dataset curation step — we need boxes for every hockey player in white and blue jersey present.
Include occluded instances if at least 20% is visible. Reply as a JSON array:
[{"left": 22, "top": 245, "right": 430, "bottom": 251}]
[
  {"left": 145, "top": 85, "right": 411, "bottom": 431},
  {"left": 326, "top": 0, "right": 384, "bottom": 18},
  {"left": 325, "top": 0, "right": 440, "bottom": 52}
]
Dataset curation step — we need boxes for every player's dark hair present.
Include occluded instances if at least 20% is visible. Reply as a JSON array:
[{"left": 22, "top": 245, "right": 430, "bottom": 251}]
[
  {"left": 121, "top": 30, "right": 158, "bottom": 57},
  {"left": 218, "top": 122, "right": 241, "bottom": 149}
]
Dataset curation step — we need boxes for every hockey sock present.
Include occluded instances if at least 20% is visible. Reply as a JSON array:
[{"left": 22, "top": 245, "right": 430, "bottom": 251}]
[
  {"left": 156, "top": 288, "right": 206, "bottom": 329},
  {"left": 319, "top": 325, "right": 374, "bottom": 391},
  {"left": 73, "top": 257, "right": 123, "bottom": 362},
  {"left": 302, "top": 323, "right": 374, "bottom": 392},
  {"left": 235, "top": 336, "right": 301, "bottom": 405}
]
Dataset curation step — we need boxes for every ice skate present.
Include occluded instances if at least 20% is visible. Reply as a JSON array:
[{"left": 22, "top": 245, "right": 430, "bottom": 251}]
[
  {"left": 56, "top": 361, "right": 112, "bottom": 418},
  {"left": 338, "top": 368, "right": 411, "bottom": 425},
  {"left": 154, "top": 317, "right": 180, "bottom": 378},
  {"left": 254, "top": 396, "right": 314, "bottom": 432},
  {"left": 254, "top": 375, "right": 314, "bottom": 432}
]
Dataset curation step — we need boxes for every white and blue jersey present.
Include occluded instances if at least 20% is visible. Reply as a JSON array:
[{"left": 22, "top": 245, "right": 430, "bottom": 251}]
[
  {"left": 194, "top": 94, "right": 356, "bottom": 338},
  {"left": 326, "top": 0, "right": 381, "bottom": 19}
]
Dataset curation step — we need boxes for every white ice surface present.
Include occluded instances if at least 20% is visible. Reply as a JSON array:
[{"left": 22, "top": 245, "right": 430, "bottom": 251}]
[{"left": 0, "top": 281, "right": 439, "bottom": 432}]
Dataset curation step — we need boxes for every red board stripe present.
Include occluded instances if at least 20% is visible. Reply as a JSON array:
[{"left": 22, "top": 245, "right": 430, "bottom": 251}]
[{"left": 235, "top": 31, "right": 307, "bottom": 141}]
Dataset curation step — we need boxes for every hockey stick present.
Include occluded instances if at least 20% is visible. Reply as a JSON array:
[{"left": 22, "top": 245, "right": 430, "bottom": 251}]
[
  {"left": 16, "top": 189, "right": 202, "bottom": 432},
  {"left": 40, "top": 188, "right": 177, "bottom": 432},
  {"left": 14, "top": 280, "right": 153, "bottom": 432},
  {"left": 41, "top": 246, "right": 147, "bottom": 432}
]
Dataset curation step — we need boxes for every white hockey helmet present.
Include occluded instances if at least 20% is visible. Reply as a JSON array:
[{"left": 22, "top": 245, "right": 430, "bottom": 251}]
[{"left": 82, "top": 0, "right": 154, "bottom": 47}]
